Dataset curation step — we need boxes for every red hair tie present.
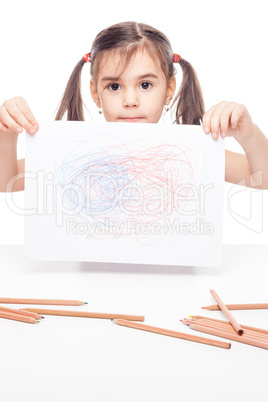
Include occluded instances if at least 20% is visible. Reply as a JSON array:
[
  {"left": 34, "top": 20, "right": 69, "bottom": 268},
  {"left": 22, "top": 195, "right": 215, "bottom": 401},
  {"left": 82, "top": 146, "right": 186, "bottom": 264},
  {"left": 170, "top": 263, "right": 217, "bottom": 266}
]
[
  {"left": 83, "top": 53, "right": 91, "bottom": 63},
  {"left": 173, "top": 53, "right": 181, "bottom": 63}
]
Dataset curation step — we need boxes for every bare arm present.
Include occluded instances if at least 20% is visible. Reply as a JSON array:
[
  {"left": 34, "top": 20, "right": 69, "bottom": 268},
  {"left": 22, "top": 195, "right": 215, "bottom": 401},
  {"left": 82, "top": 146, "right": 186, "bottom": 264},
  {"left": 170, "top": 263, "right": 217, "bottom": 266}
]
[
  {"left": 232, "top": 123, "right": 268, "bottom": 189},
  {"left": 0, "top": 97, "right": 38, "bottom": 192},
  {"left": 1, "top": 159, "right": 25, "bottom": 192},
  {"left": 203, "top": 102, "right": 268, "bottom": 189},
  {"left": 225, "top": 149, "right": 251, "bottom": 187},
  {"left": 0, "top": 131, "right": 19, "bottom": 191}
]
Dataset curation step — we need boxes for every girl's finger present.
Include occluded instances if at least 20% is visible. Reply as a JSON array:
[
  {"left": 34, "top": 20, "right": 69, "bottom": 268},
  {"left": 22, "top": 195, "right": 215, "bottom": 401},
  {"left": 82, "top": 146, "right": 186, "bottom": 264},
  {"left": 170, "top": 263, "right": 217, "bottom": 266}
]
[
  {"left": 209, "top": 104, "right": 227, "bottom": 139},
  {"left": 15, "top": 97, "right": 39, "bottom": 129},
  {"left": 0, "top": 122, "right": 9, "bottom": 132},
  {"left": 0, "top": 107, "right": 23, "bottom": 133},
  {"left": 219, "top": 104, "right": 235, "bottom": 137},
  {"left": 1, "top": 103, "right": 36, "bottom": 134},
  {"left": 229, "top": 103, "right": 245, "bottom": 129},
  {"left": 202, "top": 105, "right": 216, "bottom": 134}
]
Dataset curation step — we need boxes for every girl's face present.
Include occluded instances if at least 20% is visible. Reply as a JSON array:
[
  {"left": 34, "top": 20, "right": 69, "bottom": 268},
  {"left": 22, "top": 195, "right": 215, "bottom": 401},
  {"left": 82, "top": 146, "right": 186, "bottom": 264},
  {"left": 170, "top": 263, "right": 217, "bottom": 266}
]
[{"left": 90, "top": 49, "right": 176, "bottom": 123}]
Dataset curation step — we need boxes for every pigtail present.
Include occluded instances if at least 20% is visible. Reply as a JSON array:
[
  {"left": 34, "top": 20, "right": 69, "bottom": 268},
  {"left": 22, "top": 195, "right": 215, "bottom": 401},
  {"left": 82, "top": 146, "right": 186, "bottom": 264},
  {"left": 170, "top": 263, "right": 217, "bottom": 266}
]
[
  {"left": 171, "top": 58, "right": 205, "bottom": 125},
  {"left": 55, "top": 59, "right": 86, "bottom": 121}
]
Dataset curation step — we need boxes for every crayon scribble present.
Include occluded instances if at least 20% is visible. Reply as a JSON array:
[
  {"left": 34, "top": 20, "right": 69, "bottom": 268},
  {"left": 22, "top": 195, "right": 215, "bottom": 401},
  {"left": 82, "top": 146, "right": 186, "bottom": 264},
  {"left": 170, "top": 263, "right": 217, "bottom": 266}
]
[{"left": 54, "top": 135, "right": 207, "bottom": 242}]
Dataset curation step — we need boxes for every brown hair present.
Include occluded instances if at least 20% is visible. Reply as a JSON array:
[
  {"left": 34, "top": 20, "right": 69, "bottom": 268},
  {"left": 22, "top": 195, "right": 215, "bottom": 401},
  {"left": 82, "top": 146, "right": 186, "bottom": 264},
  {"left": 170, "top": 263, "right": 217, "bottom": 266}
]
[{"left": 55, "top": 21, "right": 205, "bottom": 125}]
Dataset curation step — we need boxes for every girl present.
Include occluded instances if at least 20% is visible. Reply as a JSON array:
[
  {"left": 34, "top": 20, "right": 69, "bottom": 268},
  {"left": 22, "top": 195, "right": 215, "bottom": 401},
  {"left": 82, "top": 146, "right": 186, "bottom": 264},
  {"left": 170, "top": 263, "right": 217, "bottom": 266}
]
[{"left": 0, "top": 21, "right": 268, "bottom": 192}]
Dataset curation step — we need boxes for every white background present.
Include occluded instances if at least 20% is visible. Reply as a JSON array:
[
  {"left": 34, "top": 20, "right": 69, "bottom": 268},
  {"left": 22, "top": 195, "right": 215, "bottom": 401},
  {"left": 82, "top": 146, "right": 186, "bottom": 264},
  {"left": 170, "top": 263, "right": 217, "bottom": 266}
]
[{"left": 0, "top": 0, "right": 267, "bottom": 244}]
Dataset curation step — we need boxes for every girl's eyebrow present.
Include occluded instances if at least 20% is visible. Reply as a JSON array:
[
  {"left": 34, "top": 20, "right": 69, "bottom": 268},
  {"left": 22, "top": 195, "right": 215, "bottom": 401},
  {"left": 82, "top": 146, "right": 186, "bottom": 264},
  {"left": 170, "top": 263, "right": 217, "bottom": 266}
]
[
  {"left": 138, "top": 73, "right": 159, "bottom": 80},
  {"left": 101, "top": 73, "right": 159, "bottom": 82}
]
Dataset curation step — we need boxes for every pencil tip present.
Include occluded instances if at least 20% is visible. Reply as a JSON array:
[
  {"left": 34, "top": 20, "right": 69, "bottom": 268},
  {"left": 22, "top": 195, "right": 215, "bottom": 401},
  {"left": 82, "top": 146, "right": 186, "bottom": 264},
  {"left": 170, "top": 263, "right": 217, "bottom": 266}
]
[
  {"left": 201, "top": 307, "right": 204, "bottom": 309},
  {"left": 84, "top": 302, "right": 88, "bottom": 304},
  {"left": 41, "top": 316, "right": 45, "bottom": 319},
  {"left": 189, "top": 315, "right": 192, "bottom": 318},
  {"left": 37, "top": 321, "right": 40, "bottom": 323},
  {"left": 111, "top": 319, "right": 113, "bottom": 321}
]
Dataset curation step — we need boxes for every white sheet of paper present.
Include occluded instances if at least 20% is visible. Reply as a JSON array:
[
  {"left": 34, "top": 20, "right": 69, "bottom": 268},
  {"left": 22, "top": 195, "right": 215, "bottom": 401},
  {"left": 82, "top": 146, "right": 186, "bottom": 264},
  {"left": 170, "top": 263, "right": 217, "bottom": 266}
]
[{"left": 24, "top": 121, "right": 225, "bottom": 267}]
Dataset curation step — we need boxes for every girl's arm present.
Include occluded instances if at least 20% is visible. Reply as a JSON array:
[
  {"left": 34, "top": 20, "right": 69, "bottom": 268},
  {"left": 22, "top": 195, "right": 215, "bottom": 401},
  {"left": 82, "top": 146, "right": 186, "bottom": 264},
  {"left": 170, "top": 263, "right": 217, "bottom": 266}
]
[
  {"left": 0, "top": 131, "right": 24, "bottom": 192},
  {"left": 203, "top": 102, "right": 268, "bottom": 189},
  {"left": 0, "top": 97, "right": 38, "bottom": 192}
]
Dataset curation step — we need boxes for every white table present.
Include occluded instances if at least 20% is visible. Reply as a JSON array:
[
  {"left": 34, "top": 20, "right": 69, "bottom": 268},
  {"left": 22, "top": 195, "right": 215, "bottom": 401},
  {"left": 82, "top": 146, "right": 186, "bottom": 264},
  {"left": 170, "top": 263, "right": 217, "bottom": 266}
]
[{"left": 0, "top": 245, "right": 268, "bottom": 402}]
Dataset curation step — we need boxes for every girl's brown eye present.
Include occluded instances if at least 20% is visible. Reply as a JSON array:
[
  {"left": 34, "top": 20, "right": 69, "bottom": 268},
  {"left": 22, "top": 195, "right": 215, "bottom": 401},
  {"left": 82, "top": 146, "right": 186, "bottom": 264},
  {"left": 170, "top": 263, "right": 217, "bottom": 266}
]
[
  {"left": 109, "top": 84, "right": 121, "bottom": 91},
  {"left": 140, "top": 82, "right": 152, "bottom": 90}
]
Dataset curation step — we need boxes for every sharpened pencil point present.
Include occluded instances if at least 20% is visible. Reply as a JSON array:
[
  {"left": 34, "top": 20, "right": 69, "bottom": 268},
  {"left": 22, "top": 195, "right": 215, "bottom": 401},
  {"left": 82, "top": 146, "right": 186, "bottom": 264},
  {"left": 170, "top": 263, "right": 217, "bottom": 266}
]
[
  {"left": 41, "top": 316, "right": 45, "bottom": 319},
  {"left": 111, "top": 319, "right": 113, "bottom": 321},
  {"left": 189, "top": 316, "right": 192, "bottom": 318},
  {"left": 84, "top": 302, "right": 88, "bottom": 304},
  {"left": 37, "top": 321, "right": 40, "bottom": 323}
]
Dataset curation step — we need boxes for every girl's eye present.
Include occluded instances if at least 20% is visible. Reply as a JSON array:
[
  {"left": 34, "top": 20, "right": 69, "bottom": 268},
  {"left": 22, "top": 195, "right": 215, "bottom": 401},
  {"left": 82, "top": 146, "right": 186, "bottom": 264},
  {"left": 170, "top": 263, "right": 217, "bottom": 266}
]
[
  {"left": 139, "top": 82, "right": 152, "bottom": 90},
  {"left": 108, "top": 83, "right": 121, "bottom": 91}
]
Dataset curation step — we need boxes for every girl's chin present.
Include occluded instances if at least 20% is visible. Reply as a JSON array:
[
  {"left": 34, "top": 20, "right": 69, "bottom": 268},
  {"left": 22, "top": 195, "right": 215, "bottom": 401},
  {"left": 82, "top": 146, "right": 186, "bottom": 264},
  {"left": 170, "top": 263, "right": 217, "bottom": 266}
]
[{"left": 118, "top": 118, "right": 145, "bottom": 123}]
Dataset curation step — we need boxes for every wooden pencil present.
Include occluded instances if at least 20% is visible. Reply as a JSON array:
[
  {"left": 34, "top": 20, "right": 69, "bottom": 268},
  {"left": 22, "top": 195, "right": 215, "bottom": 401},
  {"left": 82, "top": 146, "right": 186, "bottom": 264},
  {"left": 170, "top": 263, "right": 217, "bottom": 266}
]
[
  {"left": 210, "top": 289, "right": 244, "bottom": 335},
  {"left": 0, "top": 298, "right": 87, "bottom": 306},
  {"left": 191, "top": 315, "right": 268, "bottom": 336},
  {"left": 202, "top": 303, "right": 268, "bottom": 311},
  {"left": 21, "top": 308, "right": 145, "bottom": 321},
  {"left": 0, "top": 310, "right": 39, "bottom": 324},
  {"left": 182, "top": 318, "right": 268, "bottom": 342},
  {"left": 0, "top": 306, "right": 42, "bottom": 320},
  {"left": 189, "top": 323, "right": 268, "bottom": 350},
  {"left": 113, "top": 319, "right": 231, "bottom": 349}
]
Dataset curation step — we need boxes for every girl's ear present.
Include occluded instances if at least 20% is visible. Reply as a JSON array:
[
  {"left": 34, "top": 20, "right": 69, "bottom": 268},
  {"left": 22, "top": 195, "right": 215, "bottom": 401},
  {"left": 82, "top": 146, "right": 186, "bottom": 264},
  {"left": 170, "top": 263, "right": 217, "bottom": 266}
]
[
  {"left": 90, "top": 79, "right": 102, "bottom": 108},
  {"left": 165, "top": 76, "right": 176, "bottom": 105}
]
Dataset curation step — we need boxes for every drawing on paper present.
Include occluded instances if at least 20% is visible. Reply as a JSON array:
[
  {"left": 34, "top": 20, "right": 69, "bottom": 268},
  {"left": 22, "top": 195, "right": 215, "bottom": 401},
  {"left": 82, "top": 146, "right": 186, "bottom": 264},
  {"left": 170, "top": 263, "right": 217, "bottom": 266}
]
[{"left": 53, "top": 134, "right": 208, "bottom": 244}]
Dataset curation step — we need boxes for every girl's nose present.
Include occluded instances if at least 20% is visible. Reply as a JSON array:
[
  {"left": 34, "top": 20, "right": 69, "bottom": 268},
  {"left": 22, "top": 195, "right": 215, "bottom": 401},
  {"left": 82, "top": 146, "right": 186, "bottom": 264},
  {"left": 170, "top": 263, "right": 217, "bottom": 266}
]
[{"left": 122, "top": 89, "right": 140, "bottom": 108}]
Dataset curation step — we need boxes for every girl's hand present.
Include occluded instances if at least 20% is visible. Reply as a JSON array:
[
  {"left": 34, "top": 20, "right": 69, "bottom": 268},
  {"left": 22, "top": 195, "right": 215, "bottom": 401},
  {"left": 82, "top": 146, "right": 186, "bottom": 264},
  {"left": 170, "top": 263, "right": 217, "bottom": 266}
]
[
  {"left": 0, "top": 96, "right": 39, "bottom": 135},
  {"left": 202, "top": 101, "right": 253, "bottom": 141}
]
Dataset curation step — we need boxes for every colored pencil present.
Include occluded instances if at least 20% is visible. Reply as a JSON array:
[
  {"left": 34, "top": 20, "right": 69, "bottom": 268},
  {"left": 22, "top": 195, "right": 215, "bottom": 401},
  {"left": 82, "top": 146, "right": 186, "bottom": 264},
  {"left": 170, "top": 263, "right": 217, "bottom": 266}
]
[
  {"left": 0, "top": 306, "right": 42, "bottom": 320},
  {"left": 188, "top": 323, "right": 268, "bottom": 350},
  {"left": 113, "top": 319, "right": 231, "bottom": 349},
  {"left": 21, "top": 309, "right": 145, "bottom": 321},
  {"left": 182, "top": 318, "right": 268, "bottom": 342},
  {"left": 0, "top": 310, "right": 39, "bottom": 324},
  {"left": 190, "top": 315, "right": 268, "bottom": 336},
  {"left": 210, "top": 289, "right": 243, "bottom": 335},
  {"left": 0, "top": 298, "right": 87, "bottom": 306},
  {"left": 202, "top": 303, "right": 268, "bottom": 311}
]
